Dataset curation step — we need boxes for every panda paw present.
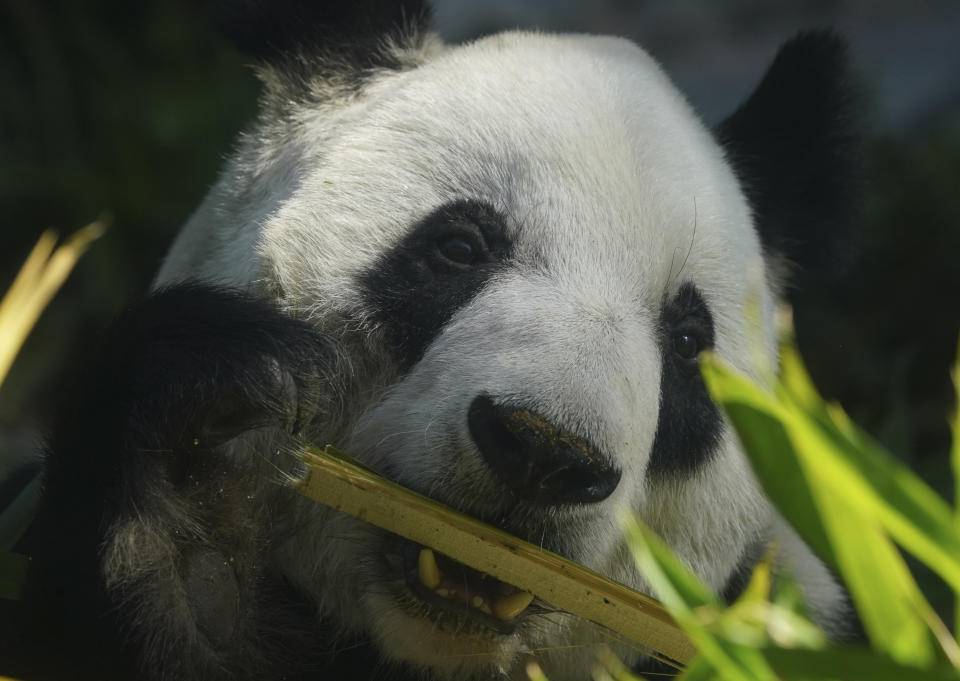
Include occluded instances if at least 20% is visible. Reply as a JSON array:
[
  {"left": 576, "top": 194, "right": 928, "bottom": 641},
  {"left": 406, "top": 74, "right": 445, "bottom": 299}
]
[
  {"left": 51, "top": 282, "right": 337, "bottom": 471},
  {"left": 10, "top": 283, "right": 340, "bottom": 680}
]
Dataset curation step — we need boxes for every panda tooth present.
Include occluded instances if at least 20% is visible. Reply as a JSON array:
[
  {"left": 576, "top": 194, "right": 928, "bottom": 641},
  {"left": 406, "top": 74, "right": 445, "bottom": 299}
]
[
  {"left": 492, "top": 591, "right": 534, "bottom": 621},
  {"left": 472, "top": 596, "right": 492, "bottom": 615},
  {"left": 418, "top": 549, "right": 442, "bottom": 589}
]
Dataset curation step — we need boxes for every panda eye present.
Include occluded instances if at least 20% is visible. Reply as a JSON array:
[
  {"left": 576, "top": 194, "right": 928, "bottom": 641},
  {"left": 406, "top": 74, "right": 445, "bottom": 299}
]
[
  {"left": 672, "top": 332, "right": 701, "bottom": 361},
  {"left": 435, "top": 235, "right": 479, "bottom": 266}
]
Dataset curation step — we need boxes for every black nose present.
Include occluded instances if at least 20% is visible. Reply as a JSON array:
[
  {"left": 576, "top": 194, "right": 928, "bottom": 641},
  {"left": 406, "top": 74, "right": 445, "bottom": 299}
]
[{"left": 467, "top": 394, "right": 621, "bottom": 505}]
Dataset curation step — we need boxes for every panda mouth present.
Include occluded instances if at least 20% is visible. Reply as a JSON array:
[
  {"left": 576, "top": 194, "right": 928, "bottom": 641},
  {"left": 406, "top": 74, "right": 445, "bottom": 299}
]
[{"left": 395, "top": 539, "right": 536, "bottom": 634}]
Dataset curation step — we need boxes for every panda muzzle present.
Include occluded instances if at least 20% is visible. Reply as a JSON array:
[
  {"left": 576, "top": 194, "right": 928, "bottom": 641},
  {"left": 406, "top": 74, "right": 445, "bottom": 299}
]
[{"left": 405, "top": 543, "right": 535, "bottom": 626}]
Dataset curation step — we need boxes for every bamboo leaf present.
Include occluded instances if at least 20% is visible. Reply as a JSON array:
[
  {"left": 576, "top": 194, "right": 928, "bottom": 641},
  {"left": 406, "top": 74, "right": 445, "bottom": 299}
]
[
  {"left": 951, "top": 337, "right": 960, "bottom": 640},
  {"left": 620, "top": 512, "right": 719, "bottom": 612},
  {"left": 621, "top": 513, "right": 776, "bottom": 681},
  {"left": 722, "top": 557, "right": 826, "bottom": 651},
  {"left": 762, "top": 646, "right": 960, "bottom": 681},
  {"left": 701, "top": 353, "right": 940, "bottom": 665},
  {"left": 0, "top": 220, "right": 106, "bottom": 386},
  {"left": 702, "top": 352, "right": 960, "bottom": 599},
  {"left": 812, "top": 490, "right": 934, "bottom": 664},
  {"left": 720, "top": 402, "right": 835, "bottom": 568},
  {"left": 779, "top": 346, "right": 960, "bottom": 595},
  {"left": 729, "top": 552, "right": 772, "bottom": 610},
  {"left": 675, "top": 657, "right": 722, "bottom": 681},
  {"left": 952, "top": 338, "right": 960, "bottom": 525}
]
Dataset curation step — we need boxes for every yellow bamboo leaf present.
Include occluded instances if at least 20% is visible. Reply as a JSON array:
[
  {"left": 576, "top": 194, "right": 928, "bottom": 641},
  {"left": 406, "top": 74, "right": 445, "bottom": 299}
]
[{"left": 0, "top": 219, "right": 106, "bottom": 386}]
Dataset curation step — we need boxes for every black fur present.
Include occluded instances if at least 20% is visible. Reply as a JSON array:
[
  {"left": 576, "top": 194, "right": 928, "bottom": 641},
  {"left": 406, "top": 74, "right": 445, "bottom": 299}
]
[
  {"left": 0, "top": 457, "right": 40, "bottom": 512},
  {"left": 1, "top": 283, "right": 339, "bottom": 681},
  {"left": 719, "top": 540, "right": 768, "bottom": 604},
  {"left": 214, "top": 0, "right": 429, "bottom": 67},
  {"left": 647, "top": 284, "right": 723, "bottom": 477},
  {"left": 715, "top": 30, "right": 863, "bottom": 276},
  {"left": 359, "top": 199, "right": 514, "bottom": 366}
]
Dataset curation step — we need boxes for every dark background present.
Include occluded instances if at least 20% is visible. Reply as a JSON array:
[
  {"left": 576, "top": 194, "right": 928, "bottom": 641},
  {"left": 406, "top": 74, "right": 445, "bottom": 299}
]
[{"left": 1, "top": 0, "right": 958, "bottom": 614}]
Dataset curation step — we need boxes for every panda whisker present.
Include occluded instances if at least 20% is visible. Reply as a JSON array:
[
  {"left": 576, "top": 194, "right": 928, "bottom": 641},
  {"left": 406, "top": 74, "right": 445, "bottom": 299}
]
[
  {"left": 369, "top": 427, "right": 427, "bottom": 450},
  {"left": 421, "top": 411, "right": 443, "bottom": 443},
  {"left": 670, "top": 196, "right": 699, "bottom": 286}
]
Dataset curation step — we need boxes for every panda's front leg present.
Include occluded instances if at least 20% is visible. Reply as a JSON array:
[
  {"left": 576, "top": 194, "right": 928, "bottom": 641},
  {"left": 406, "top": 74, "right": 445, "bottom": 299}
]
[{"left": 14, "top": 283, "right": 338, "bottom": 681}]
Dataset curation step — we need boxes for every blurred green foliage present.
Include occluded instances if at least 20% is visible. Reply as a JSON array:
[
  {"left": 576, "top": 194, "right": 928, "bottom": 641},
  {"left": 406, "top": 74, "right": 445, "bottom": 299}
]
[
  {"left": 0, "top": 0, "right": 258, "bottom": 426},
  {"left": 794, "top": 131, "right": 960, "bottom": 474},
  {"left": 791, "top": 131, "right": 960, "bottom": 627}
]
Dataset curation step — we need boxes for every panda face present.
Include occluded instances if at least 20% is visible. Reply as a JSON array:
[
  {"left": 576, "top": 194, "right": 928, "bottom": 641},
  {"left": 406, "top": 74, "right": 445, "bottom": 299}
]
[
  {"left": 156, "top": 17, "right": 858, "bottom": 681},
  {"left": 254, "top": 33, "right": 772, "bottom": 678}
]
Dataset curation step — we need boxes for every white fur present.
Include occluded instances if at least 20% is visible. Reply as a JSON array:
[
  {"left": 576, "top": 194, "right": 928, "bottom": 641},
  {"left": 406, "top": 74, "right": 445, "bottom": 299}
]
[{"left": 157, "top": 29, "right": 846, "bottom": 680}]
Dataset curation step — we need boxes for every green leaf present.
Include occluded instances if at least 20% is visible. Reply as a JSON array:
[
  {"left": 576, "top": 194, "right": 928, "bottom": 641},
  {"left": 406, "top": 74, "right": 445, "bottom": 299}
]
[
  {"left": 813, "top": 490, "right": 934, "bottom": 664},
  {"left": 622, "top": 513, "right": 777, "bottom": 681},
  {"left": 675, "top": 656, "right": 722, "bottom": 681},
  {"left": 621, "top": 511, "right": 720, "bottom": 612},
  {"left": 702, "top": 351, "right": 960, "bottom": 599},
  {"left": 721, "top": 402, "right": 835, "bottom": 568},
  {"left": 776, "top": 344, "right": 821, "bottom": 411},
  {"left": 756, "top": 604, "right": 827, "bottom": 650},
  {"left": 770, "top": 570, "right": 809, "bottom": 619},
  {"left": 731, "top": 553, "right": 772, "bottom": 608},
  {"left": 952, "top": 337, "right": 960, "bottom": 527},
  {"left": 721, "top": 561, "right": 825, "bottom": 651},
  {"left": 701, "top": 352, "right": 939, "bottom": 665},
  {"left": 781, "top": 348, "right": 960, "bottom": 596},
  {"left": 762, "top": 646, "right": 960, "bottom": 681},
  {"left": 719, "top": 556, "right": 826, "bottom": 651},
  {"left": 950, "top": 337, "right": 960, "bottom": 639}
]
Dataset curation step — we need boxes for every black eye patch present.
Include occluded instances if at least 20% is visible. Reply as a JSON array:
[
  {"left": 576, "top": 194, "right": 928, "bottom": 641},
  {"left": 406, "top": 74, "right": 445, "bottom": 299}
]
[
  {"left": 662, "top": 283, "right": 715, "bottom": 366},
  {"left": 358, "top": 199, "right": 512, "bottom": 366},
  {"left": 647, "top": 283, "right": 723, "bottom": 478}
]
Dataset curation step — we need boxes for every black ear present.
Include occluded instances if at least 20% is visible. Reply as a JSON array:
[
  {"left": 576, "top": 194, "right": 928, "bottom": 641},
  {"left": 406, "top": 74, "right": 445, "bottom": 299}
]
[
  {"left": 213, "top": 0, "right": 429, "bottom": 67},
  {"left": 716, "top": 30, "right": 864, "bottom": 276}
]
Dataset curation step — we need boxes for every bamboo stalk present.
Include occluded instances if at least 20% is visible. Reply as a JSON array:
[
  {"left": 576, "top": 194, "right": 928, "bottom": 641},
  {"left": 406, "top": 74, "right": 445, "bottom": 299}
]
[{"left": 294, "top": 445, "right": 696, "bottom": 666}]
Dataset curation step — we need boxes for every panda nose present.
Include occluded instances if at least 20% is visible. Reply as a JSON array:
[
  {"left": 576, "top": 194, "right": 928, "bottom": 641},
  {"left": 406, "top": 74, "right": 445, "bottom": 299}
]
[{"left": 467, "top": 394, "right": 621, "bottom": 505}]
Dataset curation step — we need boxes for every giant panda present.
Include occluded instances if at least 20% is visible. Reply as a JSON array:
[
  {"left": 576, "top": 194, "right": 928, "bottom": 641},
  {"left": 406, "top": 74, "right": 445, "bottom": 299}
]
[{"left": 2, "top": 1, "right": 861, "bottom": 680}]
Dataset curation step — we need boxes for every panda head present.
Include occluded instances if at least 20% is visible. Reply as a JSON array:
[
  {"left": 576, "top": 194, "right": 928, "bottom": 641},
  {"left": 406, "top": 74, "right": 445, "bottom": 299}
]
[{"left": 157, "top": 2, "right": 859, "bottom": 678}]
